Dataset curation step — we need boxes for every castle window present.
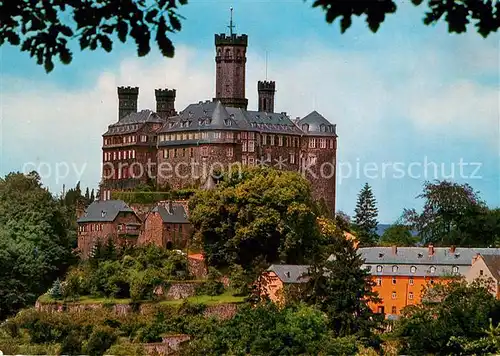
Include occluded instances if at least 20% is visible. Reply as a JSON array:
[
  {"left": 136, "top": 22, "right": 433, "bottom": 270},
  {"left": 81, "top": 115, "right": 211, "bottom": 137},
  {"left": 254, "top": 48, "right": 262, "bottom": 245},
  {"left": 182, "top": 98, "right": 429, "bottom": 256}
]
[
  {"left": 242, "top": 155, "right": 247, "bottom": 165},
  {"left": 248, "top": 141, "right": 255, "bottom": 152},
  {"left": 392, "top": 277, "right": 397, "bottom": 285},
  {"left": 308, "top": 138, "right": 316, "bottom": 149},
  {"left": 452, "top": 266, "right": 459, "bottom": 273},
  {"left": 410, "top": 266, "right": 417, "bottom": 273},
  {"left": 189, "top": 133, "right": 194, "bottom": 140},
  {"left": 113, "top": 152, "right": 116, "bottom": 160},
  {"left": 182, "top": 148, "right": 186, "bottom": 157},
  {"left": 174, "top": 149, "right": 178, "bottom": 158},
  {"left": 213, "top": 132, "right": 222, "bottom": 139},
  {"left": 270, "top": 135, "right": 275, "bottom": 146},
  {"left": 118, "top": 151, "right": 121, "bottom": 160},
  {"left": 308, "top": 154, "right": 317, "bottom": 165},
  {"left": 278, "top": 136, "right": 283, "bottom": 146},
  {"left": 391, "top": 306, "right": 397, "bottom": 314},
  {"left": 132, "top": 150, "right": 136, "bottom": 159},
  {"left": 190, "top": 148, "right": 194, "bottom": 158},
  {"left": 430, "top": 266, "right": 436, "bottom": 273},
  {"left": 201, "top": 132, "right": 208, "bottom": 139},
  {"left": 227, "top": 147, "right": 233, "bottom": 157},
  {"left": 409, "top": 292, "right": 414, "bottom": 300},
  {"left": 320, "top": 124, "right": 325, "bottom": 132},
  {"left": 392, "top": 291, "right": 396, "bottom": 299},
  {"left": 241, "top": 132, "right": 247, "bottom": 139},
  {"left": 392, "top": 265, "right": 398, "bottom": 273},
  {"left": 248, "top": 157, "right": 255, "bottom": 165},
  {"left": 226, "top": 132, "right": 234, "bottom": 139},
  {"left": 262, "top": 134, "right": 267, "bottom": 145},
  {"left": 319, "top": 138, "right": 327, "bottom": 149},
  {"left": 329, "top": 139, "right": 334, "bottom": 149},
  {"left": 242, "top": 141, "right": 247, "bottom": 152},
  {"left": 302, "top": 124, "right": 309, "bottom": 132},
  {"left": 163, "top": 149, "right": 169, "bottom": 159},
  {"left": 224, "top": 119, "right": 232, "bottom": 126},
  {"left": 201, "top": 147, "right": 208, "bottom": 156},
  {"left": 248, "top": 132, "right": 255, "bottom": 139},
  {"left": 140, "top": 135, "right": 147, "bottom": 142},
  {"left": 377, "top": 265, "right": 383, "bottom": 272},
  {"left": 194, "top": 132, "right": 200, "bottom": 139},
  {"left": 409, "top": 278, "right": 414, "bottom": 285},
  {"left": 182, "top": 133, "right": 188, "bottom": 140},
  {"left": 289, "top": 153, "right": 295, "bottom": 164}
]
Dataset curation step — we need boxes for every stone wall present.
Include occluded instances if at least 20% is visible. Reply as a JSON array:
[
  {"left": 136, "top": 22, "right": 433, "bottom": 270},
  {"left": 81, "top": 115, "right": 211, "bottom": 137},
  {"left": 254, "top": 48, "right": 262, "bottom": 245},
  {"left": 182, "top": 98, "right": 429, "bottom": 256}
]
[
  {"left": 203, "top": 303, "right": 238, "bottom": 320},
  {"left": 188, "top": 255, "right": 207, "bottom": 279},
  {"left": 165, "top": 283, "right": 197, "bottom": 300},
  {"left": 35, "top": 300, "right": 240, "bottom": 320}
]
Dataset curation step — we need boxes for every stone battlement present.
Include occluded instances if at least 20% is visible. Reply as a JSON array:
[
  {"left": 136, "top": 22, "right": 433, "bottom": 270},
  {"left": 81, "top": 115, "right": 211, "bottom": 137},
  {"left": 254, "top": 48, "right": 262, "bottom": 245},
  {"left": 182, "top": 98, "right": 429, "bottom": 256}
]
[
  {"left": 155, "top": 88, "right": 176, "bottom": 98},
  {"left": 118, "top": 86, "right": 139, "bottom": 95},
  {"left": 258, "top": 81, "right": 276, "bottom": 91},
  {"left": 215, "top": 33, "right": 248, "bottom": 46}
]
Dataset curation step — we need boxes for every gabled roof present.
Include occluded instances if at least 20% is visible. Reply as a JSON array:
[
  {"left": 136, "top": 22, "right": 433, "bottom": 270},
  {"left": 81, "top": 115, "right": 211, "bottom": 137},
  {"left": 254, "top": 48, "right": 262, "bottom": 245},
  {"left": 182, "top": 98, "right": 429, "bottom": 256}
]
[
  {"left": 77, "top": 200, "right": 135, "bottom": 223},
  {"left": 480, "top": 254, "right": 500, "bottom": 282},
  {"left": 152, "top": 203, "right": 189, "bottom": 224},
  {"left": 267, "top": 264, "right": 311, "bottom": 284},
  {"left": 103, "top": 110, "right": 165, "bottom": 136},
  {"left": 297, "top": 110, "right": 337, "bottom": 137}
]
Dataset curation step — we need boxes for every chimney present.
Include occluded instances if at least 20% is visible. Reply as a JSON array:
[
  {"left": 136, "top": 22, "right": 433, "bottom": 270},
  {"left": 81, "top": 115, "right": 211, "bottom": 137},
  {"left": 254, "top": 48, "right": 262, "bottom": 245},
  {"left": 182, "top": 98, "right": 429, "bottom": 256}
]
[
  {"left": 392, "top": 245, "right": 398, "bottom": 255},
  {"left": 258, "top": 81, "right": 276, "bottom": 113},
  {"left": 472, "top": 253, "right": 481, "bottom": 264},
  {"left": 118, "top": 86, "right": 139, "bottom": 120},
  {"left": 450, "top": 245, "right": 456, "bottom": 254},
  {"left": 155, "top": 88, "right": 176, "bottom": 119},
  {"left": 428, "top": 243, "right": 435, "bottom": 256},
  {"left": 167, "top": 201, "right": 173, "bottom": 215}
]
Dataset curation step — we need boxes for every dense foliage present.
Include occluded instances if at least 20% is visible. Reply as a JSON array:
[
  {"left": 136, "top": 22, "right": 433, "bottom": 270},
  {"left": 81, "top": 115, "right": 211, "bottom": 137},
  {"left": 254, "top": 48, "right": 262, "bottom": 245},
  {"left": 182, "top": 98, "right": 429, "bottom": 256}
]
[
  {"left": 303, "top": 223, "right": 382, "bottom": 338},
  {"left": 0, "top": 172, "right": 77, "bottom": 320},
  {"left": 391, "top": 279, "right": 500, "bottom": 355},
  {"left": 353, "top": 183, "right": 379, "bottom": 246},
  {"left": 60, "top": 244, "right": 189, "bottom": 301},
  {"left": 189, "top": 167, "right": 328, "bottom": 270},
  {"left": 403, "top": 180, "right": 500, "bottom": 246},
  {"left": 379, "top": 224, "right": 418, "bottom": 247},
  {"left": 2, "top": 1, "right": 497, "bottom": 72}
]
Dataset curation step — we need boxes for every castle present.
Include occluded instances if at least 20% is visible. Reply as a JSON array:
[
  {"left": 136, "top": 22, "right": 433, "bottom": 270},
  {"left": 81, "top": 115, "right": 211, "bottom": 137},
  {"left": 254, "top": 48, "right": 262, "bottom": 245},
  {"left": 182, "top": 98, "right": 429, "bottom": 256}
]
[{"left": 99, "top": 23, "right": 338, "bottom": 212}]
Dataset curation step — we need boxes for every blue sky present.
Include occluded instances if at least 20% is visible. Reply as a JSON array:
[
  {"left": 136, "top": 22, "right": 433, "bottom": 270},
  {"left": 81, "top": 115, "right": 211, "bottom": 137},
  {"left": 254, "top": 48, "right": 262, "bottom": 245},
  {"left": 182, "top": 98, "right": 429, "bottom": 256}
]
[{"left": 0, "top": 0, "right": 498, "bottom": 223}]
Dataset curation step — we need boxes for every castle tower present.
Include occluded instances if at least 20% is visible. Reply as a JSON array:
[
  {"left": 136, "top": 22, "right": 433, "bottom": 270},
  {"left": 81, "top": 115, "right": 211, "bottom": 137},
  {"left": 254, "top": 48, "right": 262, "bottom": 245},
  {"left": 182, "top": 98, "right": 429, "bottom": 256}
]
[
  {"left": 155, "top": 88, "right": 176, "bottom": 119},
  {"left": 258, "top": 81, "right": 276, "bottom": 113},
  {"left": 118, "top": 86, "right": 139, "bottom": 120},
  {"left": 214, "top": 8, "right": 248, "bottom": 109}
]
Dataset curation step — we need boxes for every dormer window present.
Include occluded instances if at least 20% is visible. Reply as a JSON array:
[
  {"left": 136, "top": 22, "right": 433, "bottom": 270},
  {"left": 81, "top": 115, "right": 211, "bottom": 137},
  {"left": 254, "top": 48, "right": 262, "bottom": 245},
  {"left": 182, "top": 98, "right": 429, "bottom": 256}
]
[
  {"left": 418, "top": 253, "right": 423, "bottom": 258},
  {"left": 410, "top": 266, "right": 417, "bottom": 273},
  {"left": 376, "top": 265, "right": 383, "bottom": 272},
  {"left": 378, "top": 253, "right": 384, "bottom": 258},
  {"left": 224, "top": 119, "right": 232, "bottom": 126},
  {"left": 168, "top": 122, "right": 175, "bottom": 128},
  {"left": 302, "top": 124, "right": 309, "bottom": 132},
  {"left": 430, "top": 266, "right": 436, "bottom": 273},
  {"left": 320, "top": 124, "right": 325, "bottom": 132},
  {"left": 101, "top": 210, "right": 106, "bottom": 218},
  {"left": 392, "top": 266, "right": 398, "bottom": 273}
]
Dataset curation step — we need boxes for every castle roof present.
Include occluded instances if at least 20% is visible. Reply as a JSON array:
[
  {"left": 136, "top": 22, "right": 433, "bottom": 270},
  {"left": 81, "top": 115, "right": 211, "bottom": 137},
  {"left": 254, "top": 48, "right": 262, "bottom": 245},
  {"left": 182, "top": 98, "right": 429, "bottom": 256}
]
[
  {"left": 267, "top": 264, "right": 311, "bottom": 284},
  {"left": 103, "top": 110, "right": 165, "bottom": 136},
  {"left": 77, "top": 200, "right": 135, "bottom": 223},
  {"left": 158, "top": 100, "right": 303, "bottom": 135},
  {"left": 357, "top": 246, "right": 500, "bottom": 277},
  {"left": 297, "top": 111, "right": 337, "bottom": 137},
  {"left": 152, "top": 203, "right": 189, "bottom": 224}
]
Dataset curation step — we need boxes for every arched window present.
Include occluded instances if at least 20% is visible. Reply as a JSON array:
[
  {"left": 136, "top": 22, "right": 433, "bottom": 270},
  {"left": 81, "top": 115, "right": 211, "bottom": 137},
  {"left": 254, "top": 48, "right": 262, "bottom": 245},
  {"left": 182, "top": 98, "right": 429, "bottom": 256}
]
[
  {"left": 430, "top": 266, "right": 436, "bottom": 273},
  {"left": 376, "top": 265, "right": 383, "bottom": 272},
  {"left": 410, "top": 266, "right": 417, "bottom": 273},
  {"left": 392, "top": 265, "right": 398, "bottom": 273},
  {"left": 302, "top": 124, "right": 309, "bottom": 132}
]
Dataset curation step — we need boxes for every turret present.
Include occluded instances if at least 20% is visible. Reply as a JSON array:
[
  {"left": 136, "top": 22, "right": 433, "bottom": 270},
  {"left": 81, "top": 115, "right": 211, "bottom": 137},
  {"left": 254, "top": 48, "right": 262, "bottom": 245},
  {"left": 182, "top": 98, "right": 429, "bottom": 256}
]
[{"left": 117, "top": 86, "right": 139, "bottom": 120}]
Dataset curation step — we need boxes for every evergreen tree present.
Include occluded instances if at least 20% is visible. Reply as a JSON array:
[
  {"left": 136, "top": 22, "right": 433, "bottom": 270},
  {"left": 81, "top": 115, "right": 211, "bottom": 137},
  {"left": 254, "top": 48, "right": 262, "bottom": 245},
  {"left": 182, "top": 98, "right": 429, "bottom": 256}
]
[
  {"left": 90, "top": 189, "right": 95, "bottom": 202},
  {"left": 303, "top": 230, "right": 382, "bottom": 337},
  {"left": 84, "top": 187, "right": 90, "bottom": 202},
  {"left": 353, "top": 183, "right": 379, "bottom": 246},
  {"left": 50, "top": 279, "right": 63, "bottom": 300}
]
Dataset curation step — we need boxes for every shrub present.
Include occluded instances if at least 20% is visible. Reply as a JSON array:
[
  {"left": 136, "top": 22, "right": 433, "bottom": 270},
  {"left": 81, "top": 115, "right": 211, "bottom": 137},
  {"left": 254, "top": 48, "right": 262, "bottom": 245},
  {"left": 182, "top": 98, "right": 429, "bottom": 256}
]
[
  {"left": 49, "top": 279, "right": 63, "bottom": 300},
  {"left": 82, "top": 325, "right": 117, "bottom": 356},
  {"left": 229, "top": 264, "right": 249, "bottom": 296},
  {"left": 203, "top": 267, "right": 224, "bottom": 296},
  {"left": 105, "top": 341, "right": 147, "bottom": 356}
]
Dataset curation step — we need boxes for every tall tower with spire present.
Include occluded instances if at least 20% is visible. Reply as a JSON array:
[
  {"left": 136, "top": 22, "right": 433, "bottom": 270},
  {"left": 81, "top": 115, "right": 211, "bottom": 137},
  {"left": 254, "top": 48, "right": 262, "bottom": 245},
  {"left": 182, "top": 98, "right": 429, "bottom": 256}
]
[{"left": 214, "top": 7, "right": 248, "bottom": 109}]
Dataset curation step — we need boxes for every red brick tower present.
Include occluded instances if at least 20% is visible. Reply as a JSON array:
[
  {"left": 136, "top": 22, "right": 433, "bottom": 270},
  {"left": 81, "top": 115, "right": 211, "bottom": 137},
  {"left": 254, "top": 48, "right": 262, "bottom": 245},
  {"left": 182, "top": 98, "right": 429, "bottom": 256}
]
[{"left": 214, "top": 8, "right": 248, "bottom": 109}]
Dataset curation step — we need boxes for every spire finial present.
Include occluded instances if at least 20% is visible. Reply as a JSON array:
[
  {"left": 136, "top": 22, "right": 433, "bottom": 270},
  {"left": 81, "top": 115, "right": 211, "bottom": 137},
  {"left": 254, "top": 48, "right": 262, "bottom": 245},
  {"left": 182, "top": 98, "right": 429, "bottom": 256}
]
[{"left": 228, "top": 7, "right": 234, "bottom": 36}]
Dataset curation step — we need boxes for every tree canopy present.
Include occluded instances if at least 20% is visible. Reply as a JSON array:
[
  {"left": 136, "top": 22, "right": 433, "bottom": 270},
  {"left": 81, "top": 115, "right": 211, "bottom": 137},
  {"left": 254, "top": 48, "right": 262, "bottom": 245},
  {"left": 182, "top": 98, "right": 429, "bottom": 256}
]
[
  {"left": 0, "top": 172, "right": 76, "bottom": 319},
  {"left": 403, "top": 180, "right": 500, "bottom": 246},
  {"left": 379, "top": 223, "right": 419, "bottom": 247},
  {"left": 188, "top": 167, "right": 327, "bottom": 270},
  {"left": 1, "top": 0, "right": 498, "bottom": 72}
]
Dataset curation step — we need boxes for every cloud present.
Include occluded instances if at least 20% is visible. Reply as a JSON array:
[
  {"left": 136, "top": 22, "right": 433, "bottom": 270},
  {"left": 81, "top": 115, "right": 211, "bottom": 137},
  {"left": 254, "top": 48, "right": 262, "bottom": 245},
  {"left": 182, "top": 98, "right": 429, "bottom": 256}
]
[{"left": 1, "top": 37, "right": 498, "bottom": 221}]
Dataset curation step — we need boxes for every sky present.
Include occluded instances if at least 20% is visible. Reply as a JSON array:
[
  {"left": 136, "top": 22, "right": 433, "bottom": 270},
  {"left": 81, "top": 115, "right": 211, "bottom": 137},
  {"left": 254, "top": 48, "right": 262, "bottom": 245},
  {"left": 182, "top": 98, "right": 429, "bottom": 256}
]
[{"left": 0, "top": 0, "right": 498, "bottom": 223}]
